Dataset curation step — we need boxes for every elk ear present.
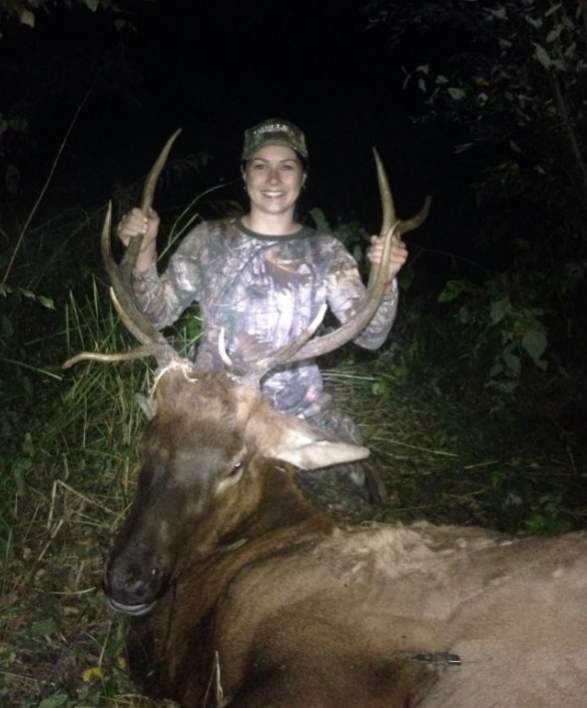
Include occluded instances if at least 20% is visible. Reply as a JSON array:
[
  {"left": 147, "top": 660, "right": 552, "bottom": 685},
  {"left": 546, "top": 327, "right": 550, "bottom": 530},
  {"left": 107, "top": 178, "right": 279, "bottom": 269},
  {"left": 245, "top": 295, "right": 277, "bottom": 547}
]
[
  {"left": 273, "top": 439, "right": 370, "bottom": 470},
  {"left": 260, "top": 415, "right": 370, "bottom": 471},
  {"left": 135, "top": 393, "right": 158, "bottom": 420}
]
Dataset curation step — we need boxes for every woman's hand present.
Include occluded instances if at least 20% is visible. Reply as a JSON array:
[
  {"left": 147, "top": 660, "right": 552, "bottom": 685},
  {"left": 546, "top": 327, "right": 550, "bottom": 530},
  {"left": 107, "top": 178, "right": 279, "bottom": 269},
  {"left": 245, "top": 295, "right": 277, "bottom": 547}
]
[
  {"left": 117, "top": 207, "right": 160, "bottom": 248},
  {"left": 367, "top": 232, "right": 408, "bottom": 284}
]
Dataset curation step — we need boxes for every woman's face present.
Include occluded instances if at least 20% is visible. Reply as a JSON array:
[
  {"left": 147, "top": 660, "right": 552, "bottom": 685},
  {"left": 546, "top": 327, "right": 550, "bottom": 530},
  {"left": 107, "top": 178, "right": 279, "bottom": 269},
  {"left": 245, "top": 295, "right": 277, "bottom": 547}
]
[{"left": 243, "top": 144, "right": 306, "bottom": 219}]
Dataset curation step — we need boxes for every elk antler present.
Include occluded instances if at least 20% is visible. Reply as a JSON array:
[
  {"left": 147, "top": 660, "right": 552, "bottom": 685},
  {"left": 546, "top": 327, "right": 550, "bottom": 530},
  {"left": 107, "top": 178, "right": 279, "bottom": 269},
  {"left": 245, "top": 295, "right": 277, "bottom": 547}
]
[
  {"left": 63, "top": 131, "right": 183, "bottom": 370},
  {"left": 251, "top": 149, "right": 431, "bottom": 371}
]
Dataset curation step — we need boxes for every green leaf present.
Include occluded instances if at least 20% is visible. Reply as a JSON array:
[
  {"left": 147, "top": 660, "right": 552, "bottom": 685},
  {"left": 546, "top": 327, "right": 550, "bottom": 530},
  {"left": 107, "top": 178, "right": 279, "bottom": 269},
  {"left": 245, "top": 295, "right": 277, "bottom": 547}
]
[
  {"left": 448, "top": 87, "right": 465, "bottom": 100},
  {"left": 371, "top": 380, "right": 392, "bottom": 398},
  {"left": 457, "top": 304, "right": 470, "bottom": 324},
  {"left": 31, "top": 617, "right": 60, "bottom": 636},
  {"left": 19, "top": 9, "right": 35, "bottom": 28},
  {"left": 533, "top": 42, "right": 552, "bottom": 69},
  {"left": 489, "top": 361, "right": 504, "bottom": 378},
  {"left": 83, "top": 0, "right": 100, "bottom": 11},
  {"left": 8, "top": 114, "right": 28, "bottom": 133},
  {"left": 545, "top": 4, "right": 564, "bottom": 19},
  {"left": 22, "top": 431, "right": 34, "bottom": 456},
  {"left": 38, "top": 295, "right": 56, "bottom": 310},
  {"left": 489, "top": 297, "right": 509, "bottom": 325},
  {"left": 309, "top": 207, "right": 330, "bottom": 232},
  {"left": 512, "top": 238, "right": 530, "bottom": 251},
  {"left": 1, "top": 314, "right": 14, "bottom": 339},
  {"left": 521, "top": 329, "right": 547, "bottom": 365},
  {"left": 13, "top": 458, "right": 30, "bottom": 494},
  {"left": 503, "top": 352, "right": 521, "bottom": 377},
  {"left": 438, "top": 279, "right": 467, "bottom": 303},
  {"left": 546, "top": 26, "right": 562, "bottom": 44},
  {"left": 488, "top": 5, "right": 507, "bottom": 20}
]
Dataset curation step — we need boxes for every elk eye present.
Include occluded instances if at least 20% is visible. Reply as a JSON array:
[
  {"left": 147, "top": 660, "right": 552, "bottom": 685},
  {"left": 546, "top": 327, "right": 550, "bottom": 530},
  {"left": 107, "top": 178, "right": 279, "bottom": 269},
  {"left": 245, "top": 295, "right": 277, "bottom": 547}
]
[{"left": 227, "top": 461, "right": 243, "bottom": 478}]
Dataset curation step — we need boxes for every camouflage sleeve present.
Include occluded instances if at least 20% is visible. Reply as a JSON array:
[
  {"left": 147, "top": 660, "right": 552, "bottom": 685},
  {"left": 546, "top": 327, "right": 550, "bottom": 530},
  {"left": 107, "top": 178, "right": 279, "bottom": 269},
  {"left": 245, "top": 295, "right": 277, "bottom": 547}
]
[
  {"left": 324, "top": 239, "right": 399, "bottom": 351},
  {"left": 129, "top": 224, "right": 208, "bottom": 330}
]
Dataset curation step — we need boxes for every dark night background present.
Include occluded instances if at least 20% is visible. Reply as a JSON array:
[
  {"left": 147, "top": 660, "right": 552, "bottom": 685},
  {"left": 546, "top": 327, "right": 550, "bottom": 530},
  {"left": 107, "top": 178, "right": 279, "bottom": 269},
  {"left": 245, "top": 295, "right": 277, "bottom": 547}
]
[{"left": 1, "top": 0, "right": 457, "bottom": 252}]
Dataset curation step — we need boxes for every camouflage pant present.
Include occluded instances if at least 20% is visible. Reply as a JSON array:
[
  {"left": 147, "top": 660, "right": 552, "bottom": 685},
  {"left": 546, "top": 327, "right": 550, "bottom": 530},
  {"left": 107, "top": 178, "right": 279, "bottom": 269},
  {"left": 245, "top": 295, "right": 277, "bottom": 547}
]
[
  {"left": 304, "top": 404, "right": 367, "bottom": 486},
  {"left": 298, "top": 402, "right": 386, "bottom": 507}
]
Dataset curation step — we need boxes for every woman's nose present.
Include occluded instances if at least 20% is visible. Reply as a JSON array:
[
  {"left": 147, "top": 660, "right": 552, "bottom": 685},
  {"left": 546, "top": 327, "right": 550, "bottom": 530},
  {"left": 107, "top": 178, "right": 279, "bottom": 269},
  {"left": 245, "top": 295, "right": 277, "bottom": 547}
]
[{"left": 266, "top": 167, "right": 280, "bottom": 184}]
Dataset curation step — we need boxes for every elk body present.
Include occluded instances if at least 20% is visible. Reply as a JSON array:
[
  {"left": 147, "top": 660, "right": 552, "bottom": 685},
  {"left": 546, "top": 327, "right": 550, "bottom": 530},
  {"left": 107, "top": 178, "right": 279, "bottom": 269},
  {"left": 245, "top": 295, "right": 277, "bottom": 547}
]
[
  {"left": 66, "top": 135, "right": 587, "bottom": 707},
  {"left": 103, "top": 364, "right": 587, "bottom": 708}
]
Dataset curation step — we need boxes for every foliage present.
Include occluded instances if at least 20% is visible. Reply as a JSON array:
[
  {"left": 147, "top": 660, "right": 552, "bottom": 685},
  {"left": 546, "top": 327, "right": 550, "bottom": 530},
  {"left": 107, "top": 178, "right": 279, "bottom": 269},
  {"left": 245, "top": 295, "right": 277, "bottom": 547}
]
[
  {"left": 309, "top": 207, "right": 368, "bottom": 264},
  {"left": 0, "top": 281, "right": 54, "bottom": 307},
  {"left": 0, "top": 0, "right": 154, "bottom": 32},
  {"left": 366, "top": 0, "right": 587, "bottom": 233},
  {"left": 364, "top": 0, "right": 587, "bottom": 403},
  {"left": 438, "top": 274, "right": 548, "bottom": 398}
]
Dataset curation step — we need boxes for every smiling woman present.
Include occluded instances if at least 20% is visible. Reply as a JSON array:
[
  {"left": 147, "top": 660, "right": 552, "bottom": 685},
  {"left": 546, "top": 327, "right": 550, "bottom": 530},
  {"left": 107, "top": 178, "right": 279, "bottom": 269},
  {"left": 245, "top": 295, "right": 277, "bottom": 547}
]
[
  {"left": 242, "top": 144, "right": 307, "bottom": 233},
  {"left": 116, "top": 118, "right": 413, "bottom": 509},
  {"left": 239, "top": 119, "right": 308, "bottom": 234}
]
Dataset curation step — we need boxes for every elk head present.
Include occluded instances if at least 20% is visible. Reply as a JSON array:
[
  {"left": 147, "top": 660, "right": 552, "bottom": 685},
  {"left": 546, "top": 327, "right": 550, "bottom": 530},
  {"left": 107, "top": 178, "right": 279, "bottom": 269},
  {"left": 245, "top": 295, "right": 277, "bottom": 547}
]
[{"left": 64, "top": 132, "right": 430, "bottom": 615}]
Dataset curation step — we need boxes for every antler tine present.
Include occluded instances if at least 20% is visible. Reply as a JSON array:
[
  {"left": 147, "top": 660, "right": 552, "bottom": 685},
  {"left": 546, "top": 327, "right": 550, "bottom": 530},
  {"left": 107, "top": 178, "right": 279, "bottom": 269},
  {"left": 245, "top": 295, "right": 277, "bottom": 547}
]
[
  {"left": 141, "top": 128, "right": 183, "bottom": 213},
  {"left": 396, "top": 195, "right": 432, "bottom": 236},
  {"left": 63, "top": 346, "right": 165, "bottom": 369},
  {"left": 122, "top": 129, "right": 183, "bottom": 283},
  {"left": 367, "top": 147, "right": 397, "bottom": 292},
  {"left": 226, "top": 304, "right": 328, "bottom": 383},
  {"left": 373, "top": 146, "right": 397, "bottom": 238}
]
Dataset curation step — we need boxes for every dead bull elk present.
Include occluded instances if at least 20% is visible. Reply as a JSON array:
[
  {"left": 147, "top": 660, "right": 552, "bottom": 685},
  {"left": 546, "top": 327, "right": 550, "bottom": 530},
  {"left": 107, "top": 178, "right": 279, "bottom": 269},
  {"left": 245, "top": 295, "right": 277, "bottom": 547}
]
[{"left": 65, "top": 134, "right": 586, "bottom": 708}]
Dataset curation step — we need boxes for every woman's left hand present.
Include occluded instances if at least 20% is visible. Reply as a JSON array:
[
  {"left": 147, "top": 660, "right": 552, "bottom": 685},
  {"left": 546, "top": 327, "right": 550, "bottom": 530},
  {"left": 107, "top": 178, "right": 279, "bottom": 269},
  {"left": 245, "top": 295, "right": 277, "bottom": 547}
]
[{"left": 367, "top": 232, "right": 408, "bottom": 284}]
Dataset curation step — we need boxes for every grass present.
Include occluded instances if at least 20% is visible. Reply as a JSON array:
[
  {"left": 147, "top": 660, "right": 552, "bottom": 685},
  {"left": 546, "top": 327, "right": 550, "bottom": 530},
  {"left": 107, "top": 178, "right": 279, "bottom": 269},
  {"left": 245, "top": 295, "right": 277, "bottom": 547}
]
[
  {"left": 1, "top": 289, "right": 158, "bottom": 707},
  {"left": 1, "top": 227, "right": 585, "bottom": 706},
  {"left": 325, "top": 348, "right": 586, "bottom": 532}
]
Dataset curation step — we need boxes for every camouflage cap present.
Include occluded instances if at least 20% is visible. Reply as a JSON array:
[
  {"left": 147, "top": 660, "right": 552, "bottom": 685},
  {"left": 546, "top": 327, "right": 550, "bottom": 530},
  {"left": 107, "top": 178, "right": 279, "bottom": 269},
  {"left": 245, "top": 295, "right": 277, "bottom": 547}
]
[{"left": 242, "top": 118, "right": 308, "bottom": 160}]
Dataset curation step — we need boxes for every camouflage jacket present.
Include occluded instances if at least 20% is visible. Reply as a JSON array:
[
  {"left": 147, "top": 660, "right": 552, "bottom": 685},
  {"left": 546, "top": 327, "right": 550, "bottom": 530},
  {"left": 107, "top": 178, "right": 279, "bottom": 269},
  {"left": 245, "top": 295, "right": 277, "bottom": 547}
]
[{"left": 132, "top": 218, "right": 399, "bottom": 419}]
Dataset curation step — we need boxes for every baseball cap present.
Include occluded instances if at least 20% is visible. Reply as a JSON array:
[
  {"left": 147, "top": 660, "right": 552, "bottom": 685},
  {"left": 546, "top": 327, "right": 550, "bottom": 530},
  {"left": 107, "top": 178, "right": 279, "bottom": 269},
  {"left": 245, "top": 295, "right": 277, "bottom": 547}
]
[{"left": 242, "top": 118, "right": 308, "bottom": 160}]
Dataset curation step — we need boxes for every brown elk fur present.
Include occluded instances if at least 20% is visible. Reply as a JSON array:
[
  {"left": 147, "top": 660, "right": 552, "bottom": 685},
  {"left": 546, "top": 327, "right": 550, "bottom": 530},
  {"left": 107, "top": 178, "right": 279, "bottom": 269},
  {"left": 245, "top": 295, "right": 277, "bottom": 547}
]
[{"left": 105, "top": 367, "right": 587, "bottom": 707}]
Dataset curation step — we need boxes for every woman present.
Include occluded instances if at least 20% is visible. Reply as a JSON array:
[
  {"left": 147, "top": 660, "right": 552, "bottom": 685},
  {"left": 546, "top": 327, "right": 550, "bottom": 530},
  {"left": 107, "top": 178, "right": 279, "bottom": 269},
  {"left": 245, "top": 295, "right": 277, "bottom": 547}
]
[{"left": 117, "top": 118, "right": 408, "bottom": 511}]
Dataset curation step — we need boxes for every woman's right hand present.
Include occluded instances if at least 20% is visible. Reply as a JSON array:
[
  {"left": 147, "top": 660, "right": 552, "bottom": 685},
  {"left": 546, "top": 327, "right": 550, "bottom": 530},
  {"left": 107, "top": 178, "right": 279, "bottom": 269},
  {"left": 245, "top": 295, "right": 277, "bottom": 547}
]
[{"left": 117, "top": 207, "right": 160, "bottom": 248}]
